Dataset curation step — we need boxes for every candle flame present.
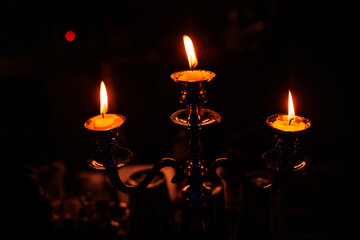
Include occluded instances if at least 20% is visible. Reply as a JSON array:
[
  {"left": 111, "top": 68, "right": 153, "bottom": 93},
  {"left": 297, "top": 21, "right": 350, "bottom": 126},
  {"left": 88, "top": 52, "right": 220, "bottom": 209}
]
[
  {"left": 183, "top": 35, "right": 198, "bottom": 70},
  {"left": 288, "top": 90, "right": 295, "bottom": 120},
  {"left": 100, "top": 81, "right": 108, "bottom": 118}
]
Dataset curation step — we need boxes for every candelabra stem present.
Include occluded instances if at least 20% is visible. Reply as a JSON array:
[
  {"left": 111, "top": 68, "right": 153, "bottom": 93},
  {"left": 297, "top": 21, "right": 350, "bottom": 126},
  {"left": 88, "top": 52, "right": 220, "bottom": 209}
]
[
  {"left": 187, "top": 104, "right": 202, "bottom": 125},
  {"left": 181, "top": 207, "right": 208, "bottom": 239},
  {"left": 185, "top": 126, "right": 206, "bottom": 188},
  {"left": 181, "top": 123, "right": 211, "bottom": 238},
  {"left": 188, "top": 125, "right": 202, "bottom": 160},
  {"left": 275, "top": 132, "right": 299, "bottom": 168},
  {"left": 182, "top": 102, "right": 212, "bottom": 208}
]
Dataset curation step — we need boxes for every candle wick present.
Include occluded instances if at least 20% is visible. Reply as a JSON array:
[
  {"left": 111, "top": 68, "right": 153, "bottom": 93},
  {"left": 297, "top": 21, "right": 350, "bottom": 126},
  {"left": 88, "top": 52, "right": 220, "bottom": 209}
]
[
  {"left": 102, "top": 113, "right": 105, "bottom": 119},
  {"left": 190, "top": 63, "right": 197, "bottom": 71},
  {"left": 288, "top": 117, "right": 294, "bottom": 125}
]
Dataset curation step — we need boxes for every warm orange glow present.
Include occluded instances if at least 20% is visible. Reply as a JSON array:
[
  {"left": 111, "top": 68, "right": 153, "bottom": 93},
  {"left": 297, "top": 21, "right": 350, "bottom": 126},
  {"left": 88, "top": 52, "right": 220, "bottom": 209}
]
[
  {"left": 100, "top": 81, "right": 108, "bottom": 117},
  {"left": 288, "top": 90, "right": 295, "bottom": 119},
  {"left": 183, "top": 35, "right": 198, "bottom": 70}
]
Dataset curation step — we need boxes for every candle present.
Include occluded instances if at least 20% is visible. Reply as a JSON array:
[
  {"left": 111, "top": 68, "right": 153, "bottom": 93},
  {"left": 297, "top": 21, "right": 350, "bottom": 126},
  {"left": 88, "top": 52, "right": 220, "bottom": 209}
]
[
  {"left": 268, "top": 114, "right": 309, "bottom": 132},
  {"left": 85, "top": 81, "right": 125, "bottom": 131},
  {"left": 171, "top": 35, "right": 215, "bottom": 82},
  {"left": 85, "top": 113, "right": 125, "bottom": 131},
  {"left": 171, "top": 69, "right": 215, "bottom": 82},
  {"left": 267, "top": 91, "right": 311, "bottom": 132}
]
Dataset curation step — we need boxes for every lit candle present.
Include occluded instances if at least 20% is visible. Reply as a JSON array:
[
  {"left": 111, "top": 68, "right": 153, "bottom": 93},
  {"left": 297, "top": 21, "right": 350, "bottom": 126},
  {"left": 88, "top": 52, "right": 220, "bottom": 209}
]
[
  {"left": 85, "top": 81, "right": 125, "bottom": 131},
  {"left": 171, "top": 69, "right": 215, "bottom": 82},
  {"left": 171, "top": 35, "right": 215, "bottom": 82},
  {"left": 267, "top": 90, "right": 311, "bottom": 132}
]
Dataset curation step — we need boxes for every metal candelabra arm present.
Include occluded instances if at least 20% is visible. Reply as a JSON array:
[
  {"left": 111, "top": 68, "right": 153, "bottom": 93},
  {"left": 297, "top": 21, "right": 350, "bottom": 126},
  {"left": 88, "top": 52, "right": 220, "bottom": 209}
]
[
  {"left": 209, "top": 157, "right": 285, "bottom": 193},
  {"left": 104, "top": 158, "right": 183, "bottom": 194},
  {"left": 208, "top": 158, "right": 229, "bottom": 183}
]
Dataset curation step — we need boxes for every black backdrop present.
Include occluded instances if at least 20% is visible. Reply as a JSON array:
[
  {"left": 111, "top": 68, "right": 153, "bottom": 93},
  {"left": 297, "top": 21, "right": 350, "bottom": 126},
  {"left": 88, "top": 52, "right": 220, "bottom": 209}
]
[{"left": 2, "top": 0, "right": 354, "bottom": 239}]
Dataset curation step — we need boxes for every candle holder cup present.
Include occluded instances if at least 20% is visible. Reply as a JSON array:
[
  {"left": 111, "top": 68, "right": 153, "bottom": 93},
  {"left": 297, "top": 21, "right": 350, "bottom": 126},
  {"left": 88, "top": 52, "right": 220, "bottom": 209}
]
[
  {"left": 86, "top": 127, "right": 133, "bottom": 170},
  {"left": 170, "top": 70, "right": 221, "bottom": 127},
  {"left": 262, "top": 115, "right": 311, "bottom": 172}
]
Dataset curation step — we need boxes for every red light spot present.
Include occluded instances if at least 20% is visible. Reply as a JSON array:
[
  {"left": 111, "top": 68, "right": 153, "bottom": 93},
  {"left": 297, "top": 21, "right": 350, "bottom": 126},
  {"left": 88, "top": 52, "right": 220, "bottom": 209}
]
[{"left": 65, "top": 30, "right": 76, "bottom": 42}]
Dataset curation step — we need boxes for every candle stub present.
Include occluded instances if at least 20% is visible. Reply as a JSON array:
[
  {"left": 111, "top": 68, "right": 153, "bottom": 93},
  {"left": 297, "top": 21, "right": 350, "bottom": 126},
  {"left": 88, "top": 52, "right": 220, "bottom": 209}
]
[
  {"left": 85, "top": 114, "right": 125, "bottom": 131},
  {"left": 267, "top": 114, "right": 311, "bottom": 132},
  {"left": 171, "top": 70, "right": 215, "bottom": 82}
]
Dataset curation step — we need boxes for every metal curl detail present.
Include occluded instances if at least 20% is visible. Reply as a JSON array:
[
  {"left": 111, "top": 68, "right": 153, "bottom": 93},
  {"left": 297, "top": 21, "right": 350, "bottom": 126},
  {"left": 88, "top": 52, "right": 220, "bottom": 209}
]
[{"left": 104, "top": 158, "right": 183, "bottom": 194}]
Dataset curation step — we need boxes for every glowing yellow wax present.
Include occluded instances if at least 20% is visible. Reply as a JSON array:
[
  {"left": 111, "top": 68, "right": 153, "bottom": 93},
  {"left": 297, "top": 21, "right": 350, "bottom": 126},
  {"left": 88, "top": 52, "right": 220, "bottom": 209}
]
[
  {"left": 171, "top": 70, "right": 215, "bottom": 82},
  {"left": 85, "top": 114, "right": 125, "bottom": 131},
  {"left": 178, "top": 71, "right": 209, "bottom": 81},
  {"left": 271, "top": 119, "right": 306, "bottom": 132},
  {"left": 267, "top": 114, "right": 310, "bottom": 132},
  {"left": 94, "top": 116, "right": 115, "bottom": 128}
]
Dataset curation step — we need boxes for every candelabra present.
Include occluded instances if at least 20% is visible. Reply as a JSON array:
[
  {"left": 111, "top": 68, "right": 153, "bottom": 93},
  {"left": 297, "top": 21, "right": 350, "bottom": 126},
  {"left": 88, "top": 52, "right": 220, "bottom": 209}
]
[{"left": 84, "top": 37, "right": 311, "bottom": 238}]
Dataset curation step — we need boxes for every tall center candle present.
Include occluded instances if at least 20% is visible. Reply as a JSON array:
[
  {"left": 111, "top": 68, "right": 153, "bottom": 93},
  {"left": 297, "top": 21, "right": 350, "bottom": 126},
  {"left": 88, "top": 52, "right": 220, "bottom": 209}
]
[{"left": 171, "top": 35, "right": 215, "bottom": 83}]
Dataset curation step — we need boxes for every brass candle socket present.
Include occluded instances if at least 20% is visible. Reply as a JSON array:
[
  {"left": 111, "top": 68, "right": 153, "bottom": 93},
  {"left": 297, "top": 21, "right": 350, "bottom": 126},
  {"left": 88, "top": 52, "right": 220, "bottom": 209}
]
[
  {"left": 262, "top": 130, "right": 310, "bottom": 172},
  {"left": 87, "top": 128, "right": 133, "bottom": 170},
  {"left": 170, "top": 70, "right": 221, "bottom": 127}
]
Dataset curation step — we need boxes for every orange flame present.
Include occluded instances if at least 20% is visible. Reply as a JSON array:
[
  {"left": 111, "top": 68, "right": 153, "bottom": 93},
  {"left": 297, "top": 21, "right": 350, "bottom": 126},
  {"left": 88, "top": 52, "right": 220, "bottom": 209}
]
[
  {"left": 100, "top": 81, "right": 108, "bottom": 117},
  {"left": 183, "top": 35, "right": 198, "bottom": 70},
  {"left": 288, "top": 90, "right": 295, "bottom": 120}
]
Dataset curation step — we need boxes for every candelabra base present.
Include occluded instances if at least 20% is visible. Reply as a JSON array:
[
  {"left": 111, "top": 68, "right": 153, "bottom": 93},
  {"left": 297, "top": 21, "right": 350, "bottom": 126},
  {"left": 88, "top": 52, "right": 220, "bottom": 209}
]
[{"left": 262, "top": 149, "right": 309, "bottom": 172}]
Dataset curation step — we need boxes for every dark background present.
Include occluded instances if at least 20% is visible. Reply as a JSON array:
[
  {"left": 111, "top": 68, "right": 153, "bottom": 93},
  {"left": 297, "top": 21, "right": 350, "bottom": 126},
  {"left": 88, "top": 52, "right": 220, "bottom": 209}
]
[{"left": 2, "top": 0, "right": 354, "bottom": 239}]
